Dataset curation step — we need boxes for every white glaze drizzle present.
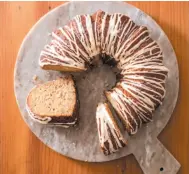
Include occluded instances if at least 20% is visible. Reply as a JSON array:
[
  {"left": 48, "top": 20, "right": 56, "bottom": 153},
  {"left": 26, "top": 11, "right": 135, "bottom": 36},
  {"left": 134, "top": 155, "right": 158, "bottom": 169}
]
[
  {"left": 96, "top": 103, "right": 126, "bottom": 155},
  {"left": 100, "top": 13, "right": 138, "bottom": 60}
]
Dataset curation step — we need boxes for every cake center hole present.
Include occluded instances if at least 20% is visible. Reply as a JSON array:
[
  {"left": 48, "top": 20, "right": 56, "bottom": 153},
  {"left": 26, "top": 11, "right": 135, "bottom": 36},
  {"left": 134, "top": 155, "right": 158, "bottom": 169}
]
[
  {"left": 73, "top": 59, "right": 117, "bottom": 128},
  {"left": 75, "top": 59, "right": 117, "bottom": 101}
]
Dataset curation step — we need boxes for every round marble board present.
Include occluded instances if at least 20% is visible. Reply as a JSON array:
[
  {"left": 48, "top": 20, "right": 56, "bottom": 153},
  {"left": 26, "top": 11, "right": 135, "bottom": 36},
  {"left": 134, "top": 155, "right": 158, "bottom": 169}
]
[{"left": 14, "top": 1, "right": 180, "bottom": 174}]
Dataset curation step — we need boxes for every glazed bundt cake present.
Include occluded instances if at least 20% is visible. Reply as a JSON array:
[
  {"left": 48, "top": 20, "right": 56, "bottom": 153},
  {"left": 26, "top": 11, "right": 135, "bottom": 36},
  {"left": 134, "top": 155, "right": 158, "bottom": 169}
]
[
  {"left": 39, "top": 10, "right": 168, "bottom": 135},
  {"left": 96, "top": 103, "right": 127, "bottom": 155}
]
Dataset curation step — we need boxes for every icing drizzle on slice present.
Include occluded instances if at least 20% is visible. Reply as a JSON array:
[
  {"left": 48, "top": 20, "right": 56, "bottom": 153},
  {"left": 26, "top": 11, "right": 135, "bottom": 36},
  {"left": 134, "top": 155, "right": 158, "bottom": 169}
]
[{"left": 96, "top": 103, "right": 126, "bottom": 155}]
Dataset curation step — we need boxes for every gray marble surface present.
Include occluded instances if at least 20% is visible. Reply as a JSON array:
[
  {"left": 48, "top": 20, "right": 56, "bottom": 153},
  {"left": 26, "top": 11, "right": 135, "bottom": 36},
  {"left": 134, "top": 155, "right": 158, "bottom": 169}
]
[{"left": 14, "top": 1, "right": 180, "bottom": 174}]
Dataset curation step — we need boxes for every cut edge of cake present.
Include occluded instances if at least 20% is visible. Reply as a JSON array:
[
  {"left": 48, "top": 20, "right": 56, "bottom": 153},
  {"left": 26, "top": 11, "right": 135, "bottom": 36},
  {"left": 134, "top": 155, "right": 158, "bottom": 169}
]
[
  {"left": 26, "top": 76, "right": 78, "bottom": 128},
  {"left": 39, "top": 63, "right": 87, "bottom": 72}
]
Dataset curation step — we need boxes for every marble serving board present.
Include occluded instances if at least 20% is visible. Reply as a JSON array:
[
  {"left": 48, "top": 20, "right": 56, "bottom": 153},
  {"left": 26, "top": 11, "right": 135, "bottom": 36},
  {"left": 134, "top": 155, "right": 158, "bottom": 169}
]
[{"left": 14, "top": 1, "right": 180, "bottom": 174}]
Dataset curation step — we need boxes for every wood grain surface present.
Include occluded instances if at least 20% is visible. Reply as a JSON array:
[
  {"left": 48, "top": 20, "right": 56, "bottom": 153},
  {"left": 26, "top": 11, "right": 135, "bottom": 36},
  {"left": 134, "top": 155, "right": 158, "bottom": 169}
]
[{"left": 0, "top": 2, "right": 188, "bottom": 174}]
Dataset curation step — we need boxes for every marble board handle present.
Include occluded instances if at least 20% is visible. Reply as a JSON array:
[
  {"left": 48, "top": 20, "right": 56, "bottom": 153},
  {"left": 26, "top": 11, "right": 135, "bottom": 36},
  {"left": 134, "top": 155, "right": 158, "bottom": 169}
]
[{"left": 133, "top": 138, "right": 180, "bottom": 174}]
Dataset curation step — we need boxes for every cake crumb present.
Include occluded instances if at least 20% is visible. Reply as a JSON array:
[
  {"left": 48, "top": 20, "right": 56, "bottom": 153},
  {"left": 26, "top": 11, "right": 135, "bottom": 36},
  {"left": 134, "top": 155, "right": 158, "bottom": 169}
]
[
  {"left": 105, "top": 82, "right": 109, "bottom": 87},
  {"left": 33, "top": 75, "right": 38, "bottom": 81},
  {"left": 32, "top": 75, "right": 44, "bottom": 85}
]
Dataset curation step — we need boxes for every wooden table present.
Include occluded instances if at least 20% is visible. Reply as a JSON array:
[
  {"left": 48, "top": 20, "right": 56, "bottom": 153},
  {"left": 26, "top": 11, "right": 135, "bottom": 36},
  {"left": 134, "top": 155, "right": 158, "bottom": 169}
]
[{"left": 0, "top": 2, "right": 188, "bottom": 174}]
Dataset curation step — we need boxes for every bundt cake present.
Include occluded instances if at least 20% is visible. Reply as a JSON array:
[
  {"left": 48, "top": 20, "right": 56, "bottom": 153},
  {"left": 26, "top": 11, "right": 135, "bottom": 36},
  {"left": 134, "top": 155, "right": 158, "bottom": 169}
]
[
  {"left": 39, "top": 10, "right": 168, "bottom": 135},
  {"left": 96, "top": 103, "right": 127, "bottom": 155},
  {"left": 26, "top": 76, "right": 78, "bottom": 127}
]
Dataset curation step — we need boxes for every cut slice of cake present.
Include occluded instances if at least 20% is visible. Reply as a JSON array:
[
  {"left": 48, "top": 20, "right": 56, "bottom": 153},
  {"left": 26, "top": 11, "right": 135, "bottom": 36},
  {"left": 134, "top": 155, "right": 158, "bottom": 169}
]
[
  {"left": 96, "top": 103, "right": 127, "bottom": 155},
  {"left": 26, "top": 76, "right": 78, "bottom": 127}
]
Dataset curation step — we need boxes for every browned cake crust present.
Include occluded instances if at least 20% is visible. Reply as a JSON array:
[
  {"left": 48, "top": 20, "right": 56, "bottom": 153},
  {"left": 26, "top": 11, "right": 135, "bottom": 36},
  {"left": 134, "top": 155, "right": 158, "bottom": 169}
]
[{"left": 46, "top": 97, "right": 79, "bottom": 126}]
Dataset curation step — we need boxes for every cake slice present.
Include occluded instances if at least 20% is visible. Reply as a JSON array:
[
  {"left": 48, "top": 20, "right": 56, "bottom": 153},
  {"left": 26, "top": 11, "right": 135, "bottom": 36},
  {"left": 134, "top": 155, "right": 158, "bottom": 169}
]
[
  {"left": 96, "top": 103, "right": 127, "bottom": 155},
  {"left": 26, "top": 76, "right": 78, "bottom": 127}
]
